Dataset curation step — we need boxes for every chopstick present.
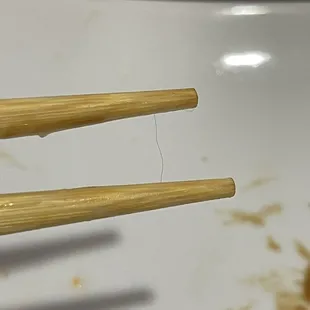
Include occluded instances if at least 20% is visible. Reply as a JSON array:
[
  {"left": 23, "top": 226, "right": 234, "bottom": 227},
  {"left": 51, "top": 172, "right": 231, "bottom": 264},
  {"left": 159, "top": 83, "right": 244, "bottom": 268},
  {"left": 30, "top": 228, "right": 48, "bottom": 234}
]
[
  {"left": 0, "top": 178, "right": 235, "bottom": 235},
  {"left": 0, "top": 88, "right": 198, "bottom": 139}
]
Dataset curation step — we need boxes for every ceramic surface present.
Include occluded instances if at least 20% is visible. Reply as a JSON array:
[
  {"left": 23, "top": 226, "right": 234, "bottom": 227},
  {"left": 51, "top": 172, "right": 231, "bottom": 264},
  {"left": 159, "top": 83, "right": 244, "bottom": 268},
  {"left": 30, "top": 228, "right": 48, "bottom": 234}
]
[{"left": 0, "top": 1, "right": 309, "bottom": 309}]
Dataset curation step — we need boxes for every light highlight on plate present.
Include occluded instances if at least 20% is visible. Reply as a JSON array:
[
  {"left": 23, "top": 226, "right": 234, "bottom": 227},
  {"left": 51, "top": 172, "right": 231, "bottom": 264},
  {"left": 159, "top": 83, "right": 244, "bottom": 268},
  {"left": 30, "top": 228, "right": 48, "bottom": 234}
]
[
  {"left": 221, "top": 5, "right": 270, "bottom": 16},
  {"left": 221, "top": 52, "right": 271, "bottom": 68}
]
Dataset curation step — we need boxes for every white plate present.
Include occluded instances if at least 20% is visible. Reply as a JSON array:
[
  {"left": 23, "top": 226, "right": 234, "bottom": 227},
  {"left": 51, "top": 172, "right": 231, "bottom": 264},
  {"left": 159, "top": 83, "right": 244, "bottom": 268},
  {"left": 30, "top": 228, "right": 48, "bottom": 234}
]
[{"left": 0, "top": 1, "right": 309, "bottom": 309}]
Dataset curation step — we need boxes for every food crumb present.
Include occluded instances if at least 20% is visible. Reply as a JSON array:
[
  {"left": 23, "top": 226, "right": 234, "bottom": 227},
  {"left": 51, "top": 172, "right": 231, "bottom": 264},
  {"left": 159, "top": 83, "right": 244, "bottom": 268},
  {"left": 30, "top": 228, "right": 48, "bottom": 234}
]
[
  {"left": 275, "top": 291, "right": 307, "bottom": 310},
  {"left": 267, "top": 235, "right": 281, "bottom": 253},
  {"left": 260, "top": 203, "right": 282, "bottom": 217},
  {"left": 224, "top": 211, "right": 265, "bottom": 226},
  {"left": 295, "top": 241, "right": 310, "bottom": 261},
  {"left": 219, "top": 203, "right": 282, "bottom": 227},
  {"left": 243, "top": 270, "right": 285, "bottom": 293},
  {"left": 72, "top": 276, "right": 83, "bottom": 289},
  {"left": 303, "top": 264, "right": 310, "bottom": 302},
  {"left": 243, "top": 267, "right": 310, "bottom": 310}
]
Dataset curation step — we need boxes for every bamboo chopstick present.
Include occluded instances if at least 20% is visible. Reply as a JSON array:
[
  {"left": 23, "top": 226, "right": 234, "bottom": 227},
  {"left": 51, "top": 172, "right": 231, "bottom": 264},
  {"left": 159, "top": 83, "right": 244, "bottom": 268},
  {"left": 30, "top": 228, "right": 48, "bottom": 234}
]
[
  {"left": 0, "top": 178, "right": 235, "bottom": 235},
  {"left": 0, "top": 88, "right": 198, "bottom": 139}
]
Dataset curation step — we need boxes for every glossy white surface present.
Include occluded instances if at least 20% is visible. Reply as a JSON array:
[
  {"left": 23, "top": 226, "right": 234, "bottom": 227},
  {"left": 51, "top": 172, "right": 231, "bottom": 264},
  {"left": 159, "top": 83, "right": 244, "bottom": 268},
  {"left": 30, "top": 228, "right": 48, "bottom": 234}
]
[{"left": 0, "top": 1, "right": 310, "bottom": 309}]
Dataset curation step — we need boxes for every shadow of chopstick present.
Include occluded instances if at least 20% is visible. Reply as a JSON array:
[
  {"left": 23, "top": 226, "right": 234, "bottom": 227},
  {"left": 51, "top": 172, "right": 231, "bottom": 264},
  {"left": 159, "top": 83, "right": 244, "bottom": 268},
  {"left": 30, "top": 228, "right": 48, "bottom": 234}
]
[
  {"left": 6, "top": 288, "right": 154, "bottom": 310},
  {"left": 0, "top": 229, "right": 120, "bottom": 271}
]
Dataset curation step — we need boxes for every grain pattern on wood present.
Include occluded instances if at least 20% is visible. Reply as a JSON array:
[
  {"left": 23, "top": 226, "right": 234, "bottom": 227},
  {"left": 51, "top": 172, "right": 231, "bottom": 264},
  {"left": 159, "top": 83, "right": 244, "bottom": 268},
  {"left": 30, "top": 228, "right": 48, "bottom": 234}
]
[
  {"left": 0, "top": 88, "right": 198, "bottom": 139},
  {"left": 0, "top": 178, "right": 235, "bottom": 235}
]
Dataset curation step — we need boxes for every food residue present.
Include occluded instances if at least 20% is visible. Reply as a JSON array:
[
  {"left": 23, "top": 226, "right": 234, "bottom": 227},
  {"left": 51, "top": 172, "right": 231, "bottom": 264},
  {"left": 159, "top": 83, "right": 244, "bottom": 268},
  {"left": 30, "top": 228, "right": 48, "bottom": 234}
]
[
  {"left": 72, "top": 276, "right": 83, "bottom": 289},
  {"left": 260, "top": 203, "right": 282, "bottom": 216},
  {"left": 295, "top": 241, "right": 310, "bottom": 261},
  {"left": 244, "top": 266, "right": 310, "bottom": 310},
  {"left": 219, "top": 203, "right": 282, "bottom": 227},
  {"left": 224, "top": 210, "right": 265, "bottom": 226},
  {"left": 243, "top": 177, "right": 276, "bottom": 191},
  {"left": 275, "top": 291, "right": 308, "bottom": 310},
  {"left": 303, "top": 265, "right": 310, "bottom": 302},
  {"left": 267, "top": 235, "right": 281, "bottom": 253},
  {"left": 243, "top": 270, "right": 287, "bottom": 293}
]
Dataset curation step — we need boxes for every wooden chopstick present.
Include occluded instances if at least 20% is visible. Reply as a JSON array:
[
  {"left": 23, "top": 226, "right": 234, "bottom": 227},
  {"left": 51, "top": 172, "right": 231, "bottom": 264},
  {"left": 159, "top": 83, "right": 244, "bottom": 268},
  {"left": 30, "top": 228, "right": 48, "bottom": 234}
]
[
  {"left": 0, "top": 88, "right": 198, "bottom": 139},
  {"left": 0, "top": 178, "right": 235, "bottom": 235}
]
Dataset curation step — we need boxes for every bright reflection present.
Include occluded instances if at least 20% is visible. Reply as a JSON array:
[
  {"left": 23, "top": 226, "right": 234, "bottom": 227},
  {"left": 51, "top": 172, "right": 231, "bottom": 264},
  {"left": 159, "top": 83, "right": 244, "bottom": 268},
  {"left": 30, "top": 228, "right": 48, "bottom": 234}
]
[
  {"left": 221, "top": 52, "right": 271, "bottom": 68},
  {"left": 221, "top": 5, "right": 270, "bottom": 16}
]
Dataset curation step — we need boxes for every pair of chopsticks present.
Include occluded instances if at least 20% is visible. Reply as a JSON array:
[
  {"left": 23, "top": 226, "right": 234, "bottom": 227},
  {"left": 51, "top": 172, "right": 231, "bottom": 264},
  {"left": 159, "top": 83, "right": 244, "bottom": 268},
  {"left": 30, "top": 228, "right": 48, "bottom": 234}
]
[{"left": 0, "top": 88, "right": 235, "bottom": 235}]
